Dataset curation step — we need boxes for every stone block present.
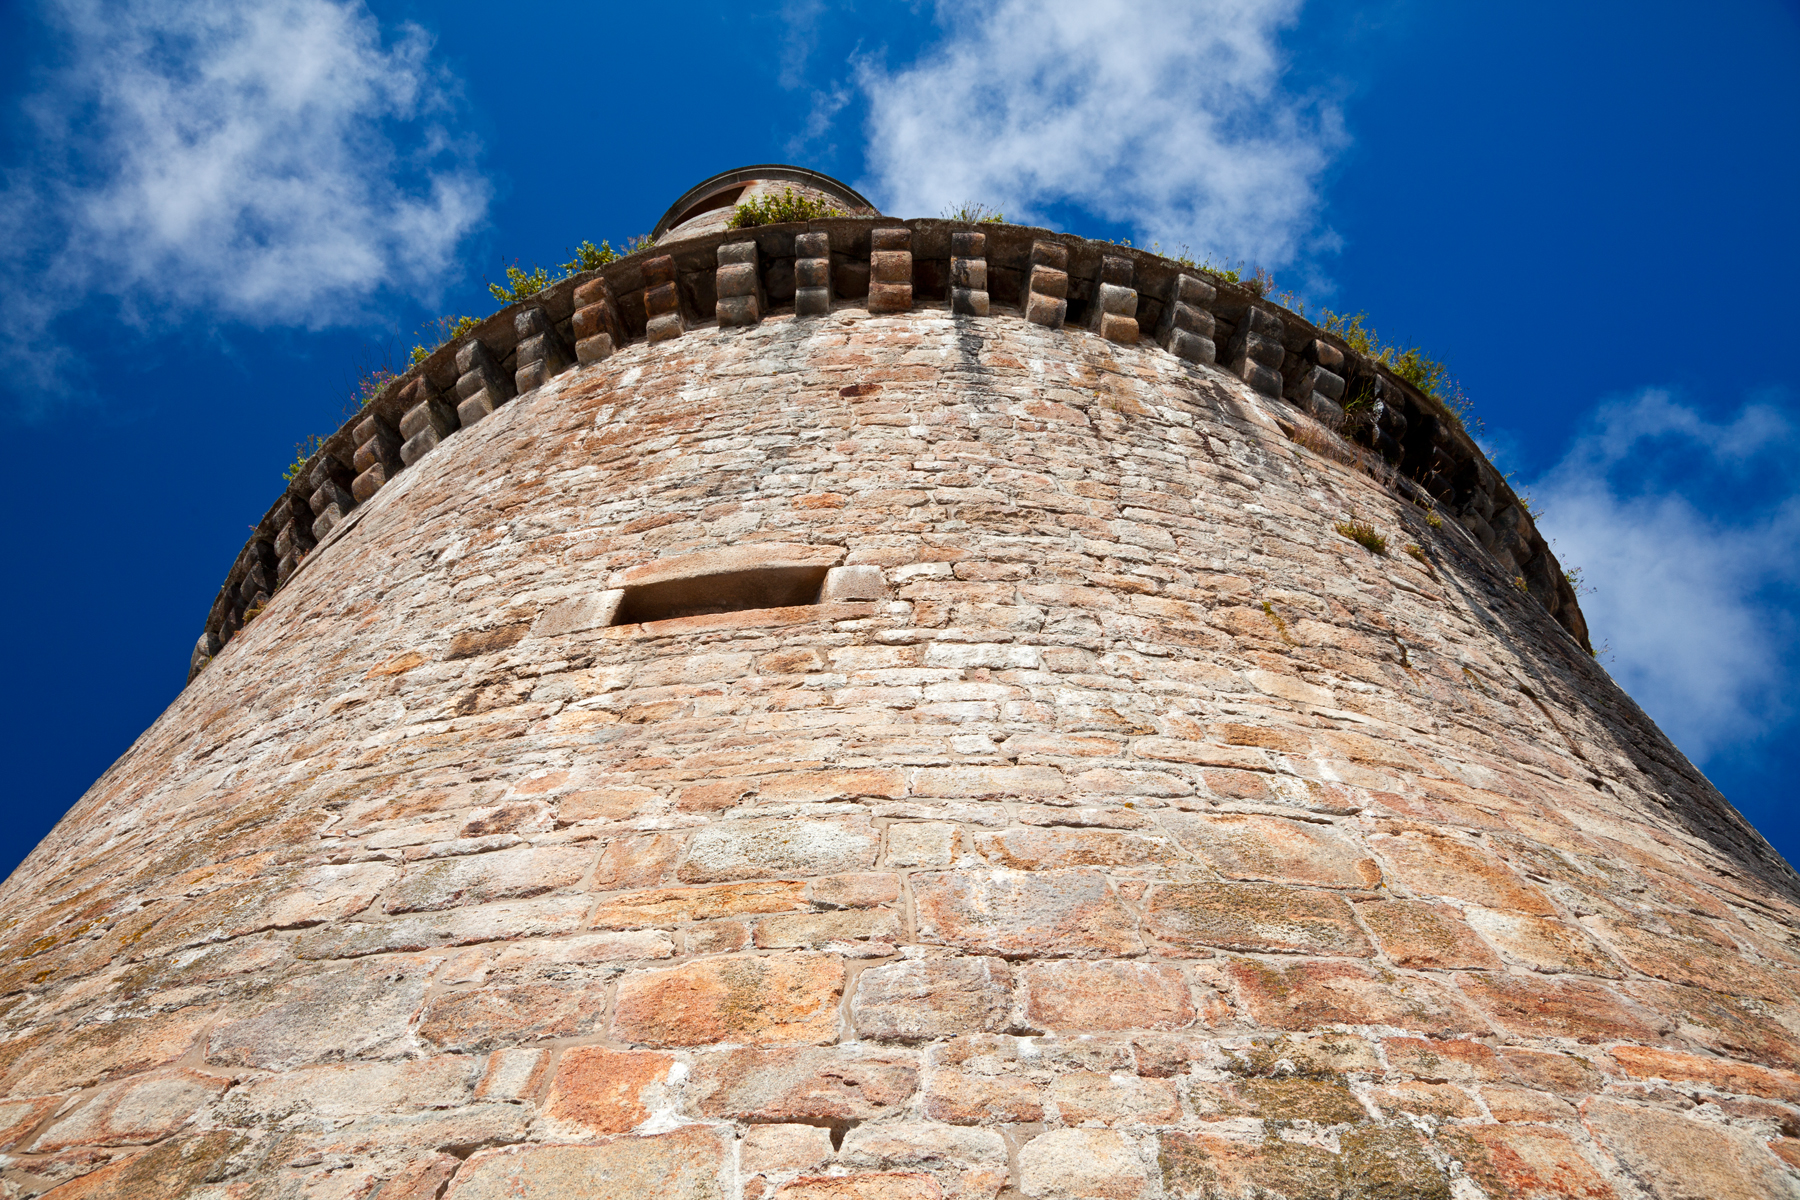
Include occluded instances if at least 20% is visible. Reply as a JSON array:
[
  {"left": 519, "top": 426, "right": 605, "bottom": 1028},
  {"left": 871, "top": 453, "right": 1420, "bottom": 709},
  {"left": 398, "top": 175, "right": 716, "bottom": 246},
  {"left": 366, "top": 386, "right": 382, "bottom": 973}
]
[
  {"left": 29, "top": 1068, "right": 227, "bottom": 1152},
  {"left": 678, "top": 815, "right": 877, "bottom": 882},
  {"left": 776, "top": 1175, "right": 944, "bottom": 1200},
  {"left": 744, "top": 1123, "right": 834, "bottom": 1175},
  {"left": 1354, "top": 899, "right": 1503, "bottom": 970},
  {"left": 852, "top": 956, "right": 1014, "bottom": 1041},
  {"left": 1159, "top": 812, "right": 1379, "bottom": 888},
  {"left": 418, "top": 982, "right": 607, "bottom": 1051},
  {"left": 838, "top": 1122, "right": 1009, "bottom": 1197},
  {"left": 753, "top": 906, "right": 899, "bottom": 950},
  {"left": 912, "top": 867, "right": 1144, "bottom": 957},
  {"left": 1583, "top": 1096, "right": 1789, "bottom": 1200},
  {"left": 1227, "top": 960, "right": 1487, "bottom": 1037},
  {"left": 513, "top": 305, "right": 573, "bottom": 394},
  {"left": 206, "top": 958, "right": 434, "bottom": 1070},
  {"left": 822, "top": 563, "right": 887, "bottom": 600},
  {"left": 383, "top": 845, "right": 592, "bottom": 914},
  {"left": 590, "top": 880, "right": 811, "bottom": 928},
  {"left": 689, "top": 1046, "right": 917, "bottom": 1121},
  {"left": 717, "top": 243, "right": 762, "bottom": 327},
  {"left": 884, "top": 821, "right": 960, "bottom": 868},
  {"left": 1373, "top": 832, "right": 1554, "bottom": 914},
  {"left": 611, "top": 952, "right": 843, "bottom": 1046},
  {"left": 1144, "top": 882, "right": 1372, "bottom": 956},
  {"left": 475, "top": 1047, "right": 552, "bottom": 1101},
  {"left": 1019, "top": 1128, "right": 1146, "bottom": 1199},
  {"left": 1463, "top": 906, "right": 1622, "bottom": 976},
  {"left": 541, "top": 1045, "right": 676, "bottom": 1134},
  {"left": 1023, "top": 961, "right": 1195, "bottom": 1031},
  {"left": 449, "top": 1127, "right": 729, "bottom": 1200},
  {"left": 923, "top": 1070, "right": 1044, "bottom": 1125},
  {"left": 1159, "top": 1131, "right": 1341, "bottom": 1200},
  {"left": 1458, "top": 973, "right": 1657, "bottom": 1042}
]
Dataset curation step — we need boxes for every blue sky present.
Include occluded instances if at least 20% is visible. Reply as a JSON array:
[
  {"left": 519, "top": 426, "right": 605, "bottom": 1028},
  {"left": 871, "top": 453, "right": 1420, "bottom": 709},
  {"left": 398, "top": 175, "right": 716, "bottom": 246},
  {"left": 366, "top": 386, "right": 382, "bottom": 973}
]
[{"left": 1, "top": 0, "right": 1796, "bottom": 881}]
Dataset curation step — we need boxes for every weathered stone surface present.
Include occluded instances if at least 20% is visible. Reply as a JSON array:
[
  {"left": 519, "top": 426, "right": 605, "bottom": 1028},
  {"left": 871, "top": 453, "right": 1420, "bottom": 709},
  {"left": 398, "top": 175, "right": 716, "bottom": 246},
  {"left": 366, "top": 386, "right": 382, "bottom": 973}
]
[
  {"left": 612, "top": 953, "right": 843, "bottom": 1046},
  {"left": 689, "top": 1046, "right": 918, "bottom": 1121},
  {"left": 1019, "top": 1128, "right": 1147, "bottom": 1198},
  {"left": 1582, "top": 1096, "right": 1794, "bottom": 1200},
  {"left": 418, "top": 982, "right": 607, "bottom": 1051},
  {"left": 853, "top": 956, "right": 1014, "bottom": 1041},
  {"left": 449, "top": 1126, "right": 730, "bottom": 1198},
  {"left": 8, "top": 208, "right": 1794, "bottom": 1197},
  {"left": 31, "top": 1069, "right": 226, "bottom": 1151},
  {"left": 1024, "top": 960, "right": 1195, "bottom": 1031},
  {"left": 913, "top": 868, "right": 1145, "bottom": 957},
  {"left": 1145, "top": 882, "right": 1372, "bottom": 956},
  {"left": 1160, "top": 813, "right": 1379, "bottom": 888},
  {"left": 1228, "top": 960, "right": 1488, "bottom": 1036},
  {"left": 540, "top": 1045, "right": 675, "bottom": 1134},
  {"left": 1355, "top": 899, "right": 1504, "bottom": 970},
  {"left": 679, "top": 816, "right": 878, "bottom": 882}
]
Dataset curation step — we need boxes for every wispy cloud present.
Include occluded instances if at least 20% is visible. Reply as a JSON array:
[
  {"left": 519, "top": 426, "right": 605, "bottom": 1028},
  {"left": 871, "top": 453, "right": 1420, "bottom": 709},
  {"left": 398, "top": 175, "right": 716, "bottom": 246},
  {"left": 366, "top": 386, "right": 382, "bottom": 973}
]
[
  {"left": 1531, "top": 389, "right": 1800, "bottom": 760},
  {"left": 855, "top": 0, "right": 1343, "bottom": 264},
  {"left": 0, "top": 0, "right": 489, "bottom": 403}
]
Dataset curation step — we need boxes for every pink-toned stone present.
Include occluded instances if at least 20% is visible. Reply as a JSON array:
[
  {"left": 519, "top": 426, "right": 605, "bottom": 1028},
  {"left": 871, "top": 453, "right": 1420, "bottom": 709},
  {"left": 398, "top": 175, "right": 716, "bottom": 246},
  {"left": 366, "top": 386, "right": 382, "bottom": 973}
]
[
  {"left": 541, "top": 1046, "right": 676, "bottom": 1133},
  {"left": 30, "top": 1069, "right": 226, "bottom": 1151},
  {"left": 1459, "top": 973, "right": 1658, "bottom": 1043},
  {"left": 689, "top": 1047, "right": 918, "bottom": 1121},
  {"left": 1582, "top": 1096, "right": 1791, "bottom": 1200},
  {"left": 1355, "top": 899, "right": 1503, "bottom": 970},
  {"left": 1228, "top": 960, "right": 1488, "bottom": 1037},
  {"left": 923, "top": 1071, "right": 1045, "bottom": 1124},
  {"left": 418, "top": 982, "right": 607, "bottom": 1051},
  {"left": 1024, "top": 961, "right": 1195, "bottom": 1031},
  {"left": 590, "top": 880, "right": 811, "bottom": 928},
  {"left": 1158, "top": 813, "right": 1380, "bottom": 888},
  {"left": 1463, "top": 907, "right": 1622, "bottom": 976},
  {"left": 1019, "top": 1128, "right": 1147, "bottom": 1199},
  {"left": 612, "top": 953, "right": 843, "bottom": 1047},
  {"left": 1440, "top": 1125, "right": 1618, "bottom": 1200},
  {"left": 1372, "top": 832, "right": 1554, "bottom": 915},
  {"left": 1145, "top": 883, "right": 1371, "bottom": 956},
  {"left": 775, "top": 1174, "right": 944, "bottom": 1200},
  {"left": 678, "top": 816, "right": 878, "bottom": 883},
  {"left": 912, "top": 868, "right": 1144, "bottom": 958},
  {"left": 853, "top": 956, "right": 1014, "bottom": 1041},
  {"left": 1049, "top": 1071, "right": 1180, "bottom": 1125},
  {"left": 448, "top": 1126, "right": 730, "bottom": 1198}
]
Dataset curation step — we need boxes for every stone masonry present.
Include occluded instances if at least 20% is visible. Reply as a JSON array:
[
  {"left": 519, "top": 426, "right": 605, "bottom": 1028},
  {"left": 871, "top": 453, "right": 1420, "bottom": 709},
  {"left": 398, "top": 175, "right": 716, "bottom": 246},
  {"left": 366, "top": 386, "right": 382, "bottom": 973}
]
[{"left": 3, "top": 176, "right": 1800, "bottom": 1199}]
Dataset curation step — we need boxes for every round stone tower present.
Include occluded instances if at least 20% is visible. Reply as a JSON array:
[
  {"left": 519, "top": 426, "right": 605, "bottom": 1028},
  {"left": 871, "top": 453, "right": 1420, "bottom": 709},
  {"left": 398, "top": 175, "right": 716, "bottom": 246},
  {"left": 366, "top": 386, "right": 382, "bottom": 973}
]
[{"left": 3, "top": 166, "right": 1799, "bottom": 1200}]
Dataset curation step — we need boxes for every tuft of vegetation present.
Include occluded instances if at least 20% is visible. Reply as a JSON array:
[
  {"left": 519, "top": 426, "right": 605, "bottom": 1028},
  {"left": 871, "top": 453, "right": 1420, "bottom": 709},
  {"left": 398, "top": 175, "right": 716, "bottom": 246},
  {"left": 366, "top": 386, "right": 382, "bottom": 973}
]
[
  {"left": 729, "top": 187, "right": 845, "bottom": 229},
  {"left": 242, "top": 602, "right": 267, "bottom": 624},
  {"left": 1513, "top": 575, "right": 1531, "bottom": 593},
  {"left": 1425, "top": 510, "right": 1444, "bottom": 529},
  {"left": 1260, "top": 600, "right": 1297, "bottom": 646},
  {"left": 354, "top": 366, "right": 398, "bottom": 409},
  {"left": 941, "top": 202, "right": 1005, "bottom": 224},
  {"left": 1334, "top": 520, "right": 1388, "bottom": 555},
  {"left": 1316, "top": 309, "right": 1478, "bottom": 430},
  {"left": 489, "top": 262, "right": 551, "bottom": 304},
  {"left": 283, "top": 434, "right": 326, "bottom": 485},
  {"left": 1404, "top": 543, "right": 1429, "bottom": 566},
  {"left": 410, "top": 315, "right": 480, "bottom": 366}
]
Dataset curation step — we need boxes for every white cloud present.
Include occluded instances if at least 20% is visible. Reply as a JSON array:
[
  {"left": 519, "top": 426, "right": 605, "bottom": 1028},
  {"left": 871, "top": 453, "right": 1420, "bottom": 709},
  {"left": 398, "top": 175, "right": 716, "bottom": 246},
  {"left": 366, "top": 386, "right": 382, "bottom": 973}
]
[
  {"left": 0, "top": 0, "right": 488, "bottom": 396},
  {"left": 1531, "top": 389, "right": 1800, "bottom": 760},
  {"left": 855, "top": 0, "right": 1342, "bottom": 265}
]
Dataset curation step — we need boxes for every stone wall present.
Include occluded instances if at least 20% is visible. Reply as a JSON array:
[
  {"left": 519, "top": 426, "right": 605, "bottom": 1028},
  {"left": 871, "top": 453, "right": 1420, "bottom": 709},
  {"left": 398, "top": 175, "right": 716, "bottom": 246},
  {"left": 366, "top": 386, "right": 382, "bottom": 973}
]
[
  {"left": 190, "top": 218, "right": 1587, "bottom": 685},
  {"left": 1, "top": 295, "right": 1796, "bottom": 1198}
]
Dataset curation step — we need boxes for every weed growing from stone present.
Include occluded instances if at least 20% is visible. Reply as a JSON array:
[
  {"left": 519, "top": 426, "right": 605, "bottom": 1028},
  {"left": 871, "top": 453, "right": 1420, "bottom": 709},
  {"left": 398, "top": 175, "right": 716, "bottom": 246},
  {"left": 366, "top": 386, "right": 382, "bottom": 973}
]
[
  {"left": 410, "top": 315, "right": 479, "bottom": 366},
  {"left": 1425, "top": 510, "right": 1443, "bottom": 529},
  {"left": 1513, "top": 575, "right": 1531, "bottom": 592},
  {"left": 1334, "top": 520, "right": 1388, "bottom": 555},
  {"left": 283, "top": 435, "right": 326, "bottom": 484},
  {"left": 1261, "top": 601, "right": 1297, "bottom": 645},
  {"left": 1404, "top": 543, "right": 1430, "bottom": 566},
  {"left": 941, "top": 202, "right": 1005, "bottom": 223},
  {"left": 729, "top": 187, "right": 845, "bottom": 229}
]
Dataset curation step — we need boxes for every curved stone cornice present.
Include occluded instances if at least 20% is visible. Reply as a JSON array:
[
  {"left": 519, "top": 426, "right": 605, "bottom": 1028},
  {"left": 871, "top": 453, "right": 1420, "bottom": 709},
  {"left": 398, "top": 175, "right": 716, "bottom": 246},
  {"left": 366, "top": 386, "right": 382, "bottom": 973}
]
[{"left": 190, "top": 217, "right": 1589, "bottom": 682}]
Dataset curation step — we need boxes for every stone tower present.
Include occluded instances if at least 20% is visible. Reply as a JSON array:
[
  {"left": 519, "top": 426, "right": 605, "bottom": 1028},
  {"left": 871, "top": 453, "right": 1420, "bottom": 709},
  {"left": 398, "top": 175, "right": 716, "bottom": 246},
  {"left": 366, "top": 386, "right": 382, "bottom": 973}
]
[{"left": 3, "top": 165, "right": 1798, "bottom": 1200}]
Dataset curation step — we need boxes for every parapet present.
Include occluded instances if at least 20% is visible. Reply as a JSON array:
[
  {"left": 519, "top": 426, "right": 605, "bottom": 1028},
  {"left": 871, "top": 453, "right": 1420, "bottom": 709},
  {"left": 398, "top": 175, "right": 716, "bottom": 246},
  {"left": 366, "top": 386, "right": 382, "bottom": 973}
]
[{"left": 189, "top": 200, "right": 1588, "bottom": 683}]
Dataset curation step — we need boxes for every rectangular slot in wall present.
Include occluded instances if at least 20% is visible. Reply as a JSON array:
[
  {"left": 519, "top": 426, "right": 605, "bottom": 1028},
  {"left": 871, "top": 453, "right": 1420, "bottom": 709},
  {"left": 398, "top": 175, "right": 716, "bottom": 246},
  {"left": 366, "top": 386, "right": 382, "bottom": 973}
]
[{"left": 609, "top": 565, "right": 831, "bottom": 625}]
